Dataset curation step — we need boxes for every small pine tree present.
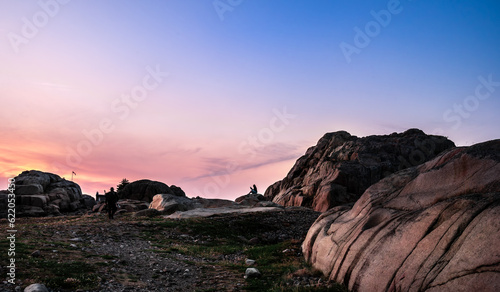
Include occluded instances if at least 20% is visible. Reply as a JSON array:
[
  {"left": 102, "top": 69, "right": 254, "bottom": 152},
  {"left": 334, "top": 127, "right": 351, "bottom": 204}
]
[{"left": 117, "top": 178, "right": 130, "bottom": 193}]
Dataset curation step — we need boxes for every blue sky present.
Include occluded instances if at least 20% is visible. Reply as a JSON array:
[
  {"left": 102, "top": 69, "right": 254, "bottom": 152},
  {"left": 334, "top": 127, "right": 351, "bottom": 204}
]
[{"left": 1, "top": 0, "right": 499, "bottom": 198}]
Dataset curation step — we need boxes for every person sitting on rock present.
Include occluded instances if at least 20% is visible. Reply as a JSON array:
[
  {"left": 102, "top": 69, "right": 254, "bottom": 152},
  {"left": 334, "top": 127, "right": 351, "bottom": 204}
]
[
  {"left": 105, "top": 187, "right": 118, "bottom": 219},
  {"left": 249, "top": 184, "right": 258, "bottom": 194}
]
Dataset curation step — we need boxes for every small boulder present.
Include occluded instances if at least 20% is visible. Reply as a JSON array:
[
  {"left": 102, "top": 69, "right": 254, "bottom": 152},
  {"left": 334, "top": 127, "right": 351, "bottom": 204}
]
[
  {"left": 24, "top": 283, "right": 48, "bottom": 292},
  {"left": 98, "top": 203, "right": 107, "bottom": 213},
  {"left": 92, "top": 202, "right": 104, "bottom": 212},
  {"left": 80, "top": 195, "right": 96, "bottom": 209},
  {"left": 235, "top": 193, "right": 266, "bottom": 206},
  {"left": 149, "top": 194, "right": 195, "bottom": 213},
  {"left": 245, "top": 259, "right": 256, "bottom": 266},
  {"left": 249, "top": 237, "right": 260, "bottom": 245},
  {"left": 245, "top": 268, "right": 261, "bottom": 279}
]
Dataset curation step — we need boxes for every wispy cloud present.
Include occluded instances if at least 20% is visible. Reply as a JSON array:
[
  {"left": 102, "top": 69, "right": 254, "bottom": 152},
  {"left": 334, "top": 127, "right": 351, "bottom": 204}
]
[
  {"left": 33, "top": 82, "right": 73, "bottom": 92},
  {"left": 157, "top": 147, "right": 202, "bottom": 156},
  {"left": 183, "top": 142, "right": 303, "bottom": 181}
]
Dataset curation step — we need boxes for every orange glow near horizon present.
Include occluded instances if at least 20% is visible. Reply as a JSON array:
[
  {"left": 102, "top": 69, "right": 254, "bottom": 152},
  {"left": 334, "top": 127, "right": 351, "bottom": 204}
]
[{"left": 0, "top": 131, "right": 302, "bottom": 200}]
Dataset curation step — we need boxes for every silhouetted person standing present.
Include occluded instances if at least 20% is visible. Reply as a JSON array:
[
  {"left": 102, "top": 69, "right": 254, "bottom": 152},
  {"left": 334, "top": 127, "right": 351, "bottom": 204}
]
[{"left": 105, "top": 187, "right": 118, "bottom": 219}]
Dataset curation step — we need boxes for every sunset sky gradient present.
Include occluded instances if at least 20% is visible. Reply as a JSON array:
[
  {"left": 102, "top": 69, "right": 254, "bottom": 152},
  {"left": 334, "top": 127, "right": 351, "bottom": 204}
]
[{"left": 1, "top": 0, "right": 499, "bottom": 199}]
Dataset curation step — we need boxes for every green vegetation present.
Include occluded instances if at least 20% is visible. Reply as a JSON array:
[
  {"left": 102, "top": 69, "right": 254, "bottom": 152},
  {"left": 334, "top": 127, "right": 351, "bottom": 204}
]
[
  {"left": 0, "top": 213, "right": 348, "bottom": 291},
  {"left": 0, "top": 219, "right": 103, "bottom": 290},
  {"left": 25, "top": 260, "right": 99, "bottom": 289},
  {"left": 0, "top": 239, "right": 100, "bottom": 289},
  {"left": 142, "top": 215, "right": 349, "bottom": 291}
]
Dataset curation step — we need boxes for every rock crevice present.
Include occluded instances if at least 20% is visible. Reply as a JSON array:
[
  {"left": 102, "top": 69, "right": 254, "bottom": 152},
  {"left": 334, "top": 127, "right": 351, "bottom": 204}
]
[
  {"left": 302, "top": 140, "right": 500, "bottom": 291},
  {"left": 265, "top": 129, "right": 455, "bottom": 212},
  {"left": 0, "top": 170, "right": 92, "bottom": 217}
]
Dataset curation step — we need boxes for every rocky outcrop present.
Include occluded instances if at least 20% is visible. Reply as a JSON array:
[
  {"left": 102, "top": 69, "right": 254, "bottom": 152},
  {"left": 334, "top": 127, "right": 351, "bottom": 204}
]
[
  {"left": 118, "top": 179, "right": 185, "bottom": 202},
  {"left": 302, "top": 140, "right": 500, "bottom": 291},
  {"left": 95, "top": 187, "right": 277, "bottom": 218},
  {"left": 81, "top": 194, "right": 97, "bottom": 209},
  {"left": 149, "top": 194, "right": 196, "bottom": 214},
  {"left": 0, "top": 170, "right": 91, "bottom": 217},
  {"left": 166, "top": 206, "right": 284, "bottom": 219},
  {"left": 235, "top": 193, "right": 267, "bottom": 206},
  {"left": 265, "top": 129, "right": 455, "bottom": 212},
  {"left": 149, "top": 193, "right": 282, "bottom": 218}
]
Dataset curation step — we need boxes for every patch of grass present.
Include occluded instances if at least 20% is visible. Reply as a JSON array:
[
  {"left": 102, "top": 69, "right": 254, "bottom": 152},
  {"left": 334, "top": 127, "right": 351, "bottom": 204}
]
[
  {"left": 22, "top": 260, "right": 99, "bottom": 290},
  {"left": 0, "top": 233, "right": 100, "bottom": 290},
  {"left": 138, "top": 214, "right": 348, "bottom": 291},
  {"left": 241, "top": 241, "right": 298, "bottom": 291},
  {"left": 145, "top": 214, "right": 277, "bottom": 242},
  {"left": 175, "top": 242, "right": 242, "bottom": 258},
  {"left": 0, "top": 240, "right": 34, "bottom": 260},
  {"left": 128, "top": 273, "right": 139, "bottom": 282},
  {"left": 141, "top": 216, "right": 348, "bottom": 291},
  {"left": 241, "top": 240, "right": 349, "bottom": 292},
  {"left": 101, "top": 254, "right": 119, "bottom": 260}
]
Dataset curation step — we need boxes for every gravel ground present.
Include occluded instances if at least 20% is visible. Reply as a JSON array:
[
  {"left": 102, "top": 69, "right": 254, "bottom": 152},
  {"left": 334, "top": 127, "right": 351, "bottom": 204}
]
[{"left": 0, "top": 207, "right": 343, "bottom": 291}]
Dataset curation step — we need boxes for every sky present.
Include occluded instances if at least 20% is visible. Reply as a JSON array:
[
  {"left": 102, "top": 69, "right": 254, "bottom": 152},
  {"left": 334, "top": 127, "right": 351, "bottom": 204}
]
[{"left": 1, "top": 0, "right": 499, "bottom": 200}]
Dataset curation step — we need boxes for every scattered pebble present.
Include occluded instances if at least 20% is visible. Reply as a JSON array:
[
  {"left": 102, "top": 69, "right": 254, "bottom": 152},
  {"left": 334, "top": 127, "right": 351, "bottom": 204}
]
[
  {"left": 0, "top": 208, "right": 323, "bottom": 291},
  {"left": 245, "top": 259, "right": 256, "bottom": 265}
]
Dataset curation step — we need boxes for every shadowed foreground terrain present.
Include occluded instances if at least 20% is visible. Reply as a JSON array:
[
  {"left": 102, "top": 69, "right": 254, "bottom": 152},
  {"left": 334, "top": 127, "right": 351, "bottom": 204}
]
[{"left": 0, "top": 208, "right": 348, "bottom": 292}]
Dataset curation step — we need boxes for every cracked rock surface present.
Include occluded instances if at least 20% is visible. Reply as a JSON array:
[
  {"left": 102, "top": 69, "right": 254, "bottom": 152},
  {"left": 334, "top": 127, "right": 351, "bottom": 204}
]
[
  {"left": 264, "top": 129, "right": 455, "bottom": 212},
  {"left": 303, "top": 140, "right": 500, "bottom": 291}
]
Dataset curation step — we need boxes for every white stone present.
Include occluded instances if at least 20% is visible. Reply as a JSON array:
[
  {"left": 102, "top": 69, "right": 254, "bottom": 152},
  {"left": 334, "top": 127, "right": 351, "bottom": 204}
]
[
  {"left": 244, "top": 268, "right": 261, "bottom": 279},
  {"left": 245, "top": 259, "right": 256, "bottom": 265},
  {"left": 24, "top": 283, "right": 49, "bottom": 292}
]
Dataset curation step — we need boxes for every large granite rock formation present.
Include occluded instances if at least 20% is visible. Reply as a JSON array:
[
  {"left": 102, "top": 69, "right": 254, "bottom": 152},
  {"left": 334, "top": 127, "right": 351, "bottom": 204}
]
[
  {"left": 302, "top": 140, "right": 500, "bottom": 291},
  {"left": 265, "top": 129, "right": 455, "bottom": 212},
  {"left": 118, "top": 179, "right": 185, "bottom": 202},
  {"left": 0, "top": 170, "right": 91, "bottom": 217}
]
